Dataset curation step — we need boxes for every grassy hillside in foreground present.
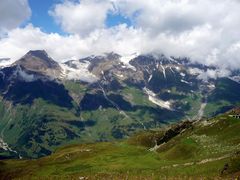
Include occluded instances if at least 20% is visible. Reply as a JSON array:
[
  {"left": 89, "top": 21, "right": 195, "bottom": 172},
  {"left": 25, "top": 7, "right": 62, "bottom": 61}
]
[{"left": 0, "top": 109, "right": 240, "bottom": 179}]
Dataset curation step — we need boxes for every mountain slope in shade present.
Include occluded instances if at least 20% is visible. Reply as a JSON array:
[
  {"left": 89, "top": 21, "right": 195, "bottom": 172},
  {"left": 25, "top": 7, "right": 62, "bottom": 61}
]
[{"left": 0, "top": 109, "right": 240, "bottom": 179}]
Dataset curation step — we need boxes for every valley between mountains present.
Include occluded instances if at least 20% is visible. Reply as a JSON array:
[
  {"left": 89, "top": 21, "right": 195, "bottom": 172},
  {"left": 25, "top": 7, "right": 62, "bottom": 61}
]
[{"left": 0, "top": 50, "right": 240, "bottom": 178}]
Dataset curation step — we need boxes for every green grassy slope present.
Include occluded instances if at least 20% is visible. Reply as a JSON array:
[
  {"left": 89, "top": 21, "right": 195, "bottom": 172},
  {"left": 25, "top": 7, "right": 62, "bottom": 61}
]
[
  {"left": 1, "top": 109, "right": 240, "bottom": 179},
  {"left": 204, "top": 78, "right": 240, "bottom": 117},
  {"left": 1, "top": 77, "right": 239, "bottom": 159},
  {"left": 0, "top": 98, "right": 83, "bottom": 158}
]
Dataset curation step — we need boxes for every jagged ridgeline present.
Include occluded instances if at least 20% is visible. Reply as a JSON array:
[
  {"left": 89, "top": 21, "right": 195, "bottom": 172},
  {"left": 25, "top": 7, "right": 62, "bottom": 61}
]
[{"left": 0, "top": 50, "right": 240, "bottom": 158}]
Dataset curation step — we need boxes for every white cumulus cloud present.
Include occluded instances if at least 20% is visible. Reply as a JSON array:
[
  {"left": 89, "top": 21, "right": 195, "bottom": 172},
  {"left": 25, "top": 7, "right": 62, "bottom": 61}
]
[
  {"left": 0, "top": 0, "right": 31, "bottom": 35},
  {"left": 1, "top": 0, "right": 240, "bottom": 72},
  {"left": 49, "top": 0, "right": 114, "bottom": 36},
  {"left": 0, "top": 24, "right": 142, "bottom": 61}
]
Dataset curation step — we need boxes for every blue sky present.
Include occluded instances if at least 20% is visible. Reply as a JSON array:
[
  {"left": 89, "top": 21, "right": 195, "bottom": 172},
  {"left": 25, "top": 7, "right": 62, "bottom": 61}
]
[
  {"left": 106, "top": 13, "right": 131, "bottom": 28},
  {"left": 28, "top": 0, "right": 62, "bottom": 33},
  {"left": 28, "top": 0, "right": 131, "bottom": 34}
]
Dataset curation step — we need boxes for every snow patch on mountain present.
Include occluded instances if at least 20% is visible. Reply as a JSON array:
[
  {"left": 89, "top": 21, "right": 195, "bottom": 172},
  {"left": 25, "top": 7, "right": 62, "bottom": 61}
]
[
  {"left": 143, "top": 87, "right": 173, "bottom": 110},
  {"left": 175, "top": 66, "right": 181, "bottom": 71},
  {"left": 60, "top": 61, "right": 98, "bottom": 83},
  {"left": 180, "top": 73, "right": 186, "bottom": 77},
  {"left": 0, "top": 138, "right": 19, "bottom": 157},
  {"left": 189, "top": 68, "right": 203, "bottom": 75},
  {"left": 160, "top": 64, "right": 166, "bottom": 79},
  {"left": 169, "top": 57, "right": 180, "bottom": 65},
  {"left": 181, "top": 79, "right": 191, "bottom": 84},
  {"left": 120, "top": 53, "right": 138, "bottom": 71},
  {"left": 169, "top": 67, "right": 175, "bottom": 74},
  {"left": 148, "top": 74, "right": 153, "bottom": 82}
]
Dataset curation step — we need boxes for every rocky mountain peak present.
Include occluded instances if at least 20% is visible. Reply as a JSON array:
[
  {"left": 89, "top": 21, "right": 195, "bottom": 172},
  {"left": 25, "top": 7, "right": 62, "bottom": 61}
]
[
  {"left": 25, "top": 50, "right": 51, "bottom": 61},
  {"left": 17, "top": 50, "right": 59, "bottom": 68},
  {"left": 104, "top": 52, "right": 121, "bottom": 61},
  {"left": 13, "top": 50, "right": 62, "bottom": 78}
]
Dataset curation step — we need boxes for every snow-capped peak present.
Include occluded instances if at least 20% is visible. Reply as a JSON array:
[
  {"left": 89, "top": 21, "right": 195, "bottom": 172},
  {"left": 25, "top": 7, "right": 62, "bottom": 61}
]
[{"left": 120, "top": 53, "right": 138, "bottom": 71}]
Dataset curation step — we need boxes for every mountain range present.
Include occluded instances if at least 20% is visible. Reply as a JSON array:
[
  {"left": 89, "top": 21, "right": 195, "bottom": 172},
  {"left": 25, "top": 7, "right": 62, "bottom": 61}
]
[{"left": 0, "top": 50, "right": 240, "bottom": 159}]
